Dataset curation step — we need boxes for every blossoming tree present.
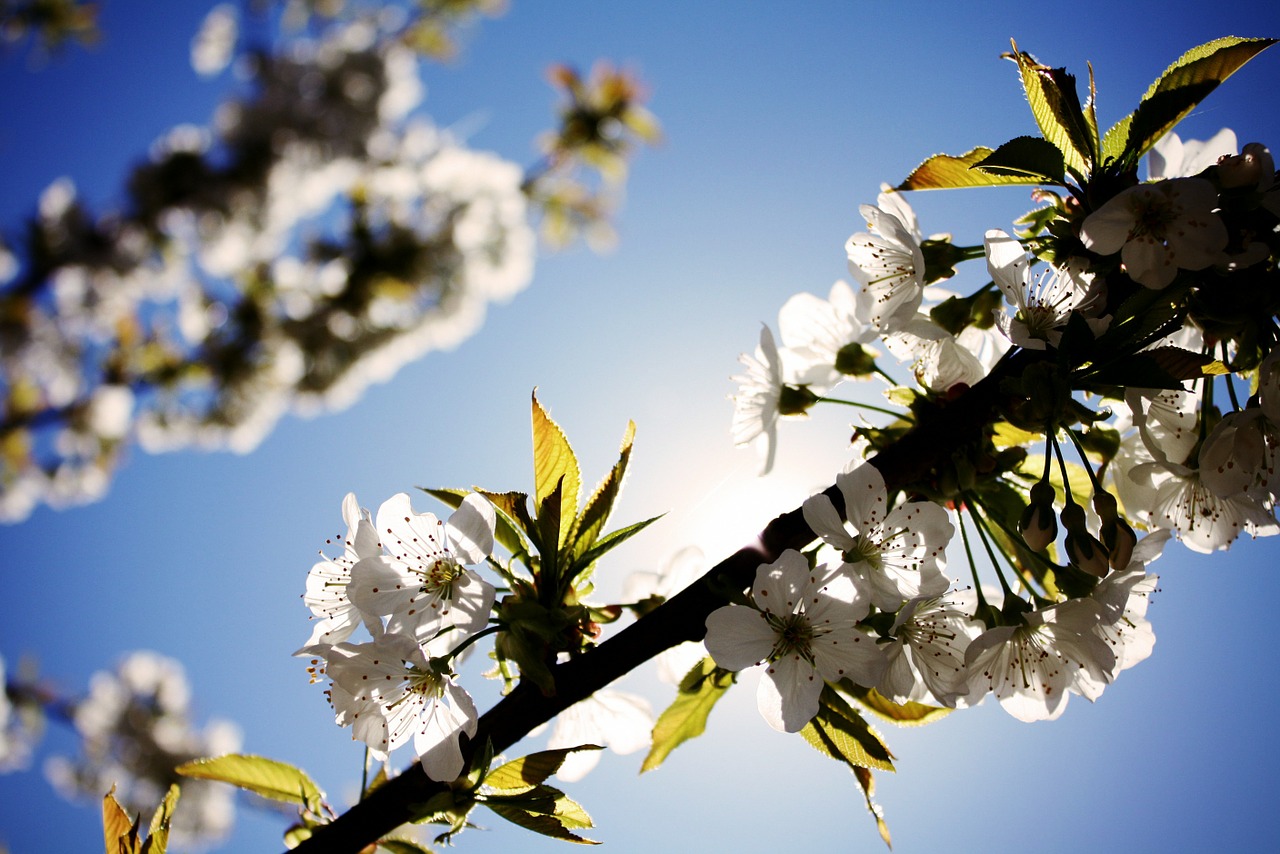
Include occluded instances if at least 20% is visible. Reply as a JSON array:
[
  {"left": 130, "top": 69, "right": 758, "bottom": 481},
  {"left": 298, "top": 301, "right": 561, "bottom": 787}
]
[{"left": 3, "top": 5, "right": 1280, "bottom": 853}]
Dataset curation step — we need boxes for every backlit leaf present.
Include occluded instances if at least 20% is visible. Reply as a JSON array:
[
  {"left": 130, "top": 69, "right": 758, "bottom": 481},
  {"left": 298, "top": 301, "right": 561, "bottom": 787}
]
[
  {"left": 141, "top": 784, "right": 179, "bottom": 854},
  {"left": 798, "top": 686, "right": 895, "bottom": 772},
  {"left": 642, "top": 657, "right": 735, "bottom": 772},
  {"left": 570, "top": 420, "right": 636, "bottom": 559},
  {"left": 484, "top": 746, "right": 603, "bottom": 793},
  {"left": 532, "top": 391, "right": 581, "bottom": 546},
  {"left": 1008, "top": 45, "right": 1096, "bottom": 177},
  {"left": 103, "top": 786, "right": 141, "bottom": 854},
  {"left": 848, "top": 685, "right": 952, "bottom": 727},
  {"left": 176, "top": 754, "right": 324, "bottom": 815},
  {"left": 896, "top": 147, "right": 1043, "bottom": 190}
]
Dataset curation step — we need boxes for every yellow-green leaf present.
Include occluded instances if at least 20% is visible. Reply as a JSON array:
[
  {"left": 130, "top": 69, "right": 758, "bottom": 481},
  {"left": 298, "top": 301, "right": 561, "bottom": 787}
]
[
  {"left": 799, "top": 686, "right": 895, "bottom": 772},
  {"left": 532, "top": 391, "right": 581, "bottom": 547},
  {"left": 1102, "top": 36, "right": 1277, "bottom": 165},
  {"left": 483, "top": 746, "right": 603, "bottom": 793},
  {"left": 849, "top": 686, "right": 952, "bottom": 727},
  {"left": 176, "top": 754, "right": 324, "bottom": 815},
  {"left": 570, "top": 419, "right": 636, "bottom": 559},
  {"left": 854, "top": 766, "right": 893, "bottom": 850},
  {"left": 642, "top": 657, "right": 734, "bottom": 772},
  {"left": 1008, "top": 45, "right": 1095, "bottom": 177},
  {"left": 141, "top": 784, "right": 179, "bottom": 854},
  {"left": 103, "top": 786, "right": 141, "bottom": 854},
  {"left": 896, "top": 147, "right": 1043, "bottom": 191}
]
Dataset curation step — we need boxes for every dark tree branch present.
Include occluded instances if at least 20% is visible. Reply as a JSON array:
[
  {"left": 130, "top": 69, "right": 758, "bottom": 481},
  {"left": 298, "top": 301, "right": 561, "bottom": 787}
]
[{"left": 293, "top": 348, "right": 1043, "bottom": 853}]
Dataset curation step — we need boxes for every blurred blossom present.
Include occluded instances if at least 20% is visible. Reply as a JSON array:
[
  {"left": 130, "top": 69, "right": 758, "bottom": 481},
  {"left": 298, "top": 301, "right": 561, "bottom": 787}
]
[
  {"left": 43, "top": 651, "right": 241, "bottom": 847},
  {"left": 0, "top": 16, "right": 536, "bottom": 521},
  {"left": 190, "top": 4, "right": 238, "bottom": 77}
]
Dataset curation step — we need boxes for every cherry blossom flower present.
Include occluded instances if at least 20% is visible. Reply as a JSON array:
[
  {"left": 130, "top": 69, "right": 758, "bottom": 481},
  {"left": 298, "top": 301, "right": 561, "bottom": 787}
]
[
  {"left": 962, "top": 599, "right": 1115, "bottom": 722},
  {"left": 704, "top": 550, "right": 885, "bottom": 732},
  {"left": 324, "top": 633, "right": 478, "bottom": 781},
  {"left": 777, "top": 280, "right": 878, "bottom": 391},
  {"left": 1148, "top": 129, "right": 1237, "bottom": 180},
  {"left": 298, "top": 492, "right": 384, "bottom": 651},
  {"left": 885, "top": 316, "right": 1008, "bottom": 394},
  {"left": 349, "top": 492, "right": 496, "bottom": 641},
  {"left": 845, "top": 191, "right": 926, "bottom": 334},
  {"left": 546, "top": 688, "right": 653, "bottom": 782},
  {"left": 984, "top": 229, "right": 1102, "bottom": 349},
  {"left": 731, "top": 325, "right": 785, "bottom": 475},
  {"left": 802, "top": 463, "right": 954, "bottom": 612},
  {"left": 1079, "top": 177, "right": 1228, "bottom": 289},
  {"left": 878, "top": 589, "right": 983, "bottom": 707}
]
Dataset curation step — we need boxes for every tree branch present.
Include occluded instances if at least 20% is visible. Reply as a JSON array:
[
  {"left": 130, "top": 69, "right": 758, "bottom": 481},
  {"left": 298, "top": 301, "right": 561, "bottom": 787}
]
[{"left": 293, "top": 348, "right": 1042, "bottom": 853}]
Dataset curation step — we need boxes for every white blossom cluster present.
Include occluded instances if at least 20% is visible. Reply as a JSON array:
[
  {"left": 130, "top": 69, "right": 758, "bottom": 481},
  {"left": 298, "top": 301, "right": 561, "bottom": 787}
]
[
  {"left": 297, "top": 492, "right": 652, "bottom": 783},
  {"left": 722, "top": 129, "right": 1279, "bottom": 727},
  {"left": 0, "top": 15, "right": 535, "bottom": 522}
]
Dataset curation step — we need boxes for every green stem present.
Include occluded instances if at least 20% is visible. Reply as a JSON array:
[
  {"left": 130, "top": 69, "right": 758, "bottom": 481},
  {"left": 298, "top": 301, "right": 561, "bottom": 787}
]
[
  {"left": 956, "top": 503, "right": 989, "bottom": 610},
  {"left": 815, "top": 396, "right": 911, "bottom": 420},
  {"left": 964, "top": 500, "right": 1016, "bottom": 600}
]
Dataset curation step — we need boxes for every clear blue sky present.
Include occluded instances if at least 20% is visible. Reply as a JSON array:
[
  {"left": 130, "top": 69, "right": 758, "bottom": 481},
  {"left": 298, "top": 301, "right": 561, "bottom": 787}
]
[{"left": 3, "top": 1, "right": 1280, "bottom": 851}]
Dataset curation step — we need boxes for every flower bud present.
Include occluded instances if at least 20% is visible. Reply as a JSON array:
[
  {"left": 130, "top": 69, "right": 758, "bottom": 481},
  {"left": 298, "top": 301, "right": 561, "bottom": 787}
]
[
  {"left": 1103, "top": 516, "right": 1138, "bottom": 570},
  {"left": 1019, "top": 480, "right": 1057, "bottom": 551},
  {"left": 1060, "top": 502, "right": 1108, "bottom": 577},
  {"left": 1218, "top": 143, "right": 1275, "bottom": 191}
]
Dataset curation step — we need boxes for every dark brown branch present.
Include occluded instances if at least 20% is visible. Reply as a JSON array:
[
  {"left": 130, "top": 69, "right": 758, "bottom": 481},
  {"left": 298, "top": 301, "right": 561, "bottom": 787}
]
[{"left": 293, "top": 348, "right": 1042, "bottom": 853}]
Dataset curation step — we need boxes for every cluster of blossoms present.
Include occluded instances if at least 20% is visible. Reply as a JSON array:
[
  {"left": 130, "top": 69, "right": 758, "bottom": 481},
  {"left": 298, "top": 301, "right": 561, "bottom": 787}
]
[
  {"left": 727, "top": 41, "right": 1280, "bottom": 733},
  {"left": 0, "top": 3, "right": 658, "bottom": 524},
  {"left": 35, "top": 651, "right": 242, "bottom": 846},
  {"left": 0, "top": 12, "right": 536, "bottom": 522},
  {"left": 298, "top": 486, "right": 655, "bottom": 784}
]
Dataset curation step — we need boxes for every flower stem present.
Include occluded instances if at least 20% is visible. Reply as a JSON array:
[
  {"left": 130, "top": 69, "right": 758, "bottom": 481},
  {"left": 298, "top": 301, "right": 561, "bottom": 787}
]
[{"left": 815, "top": 396, "right": 911, "bottom": 420}]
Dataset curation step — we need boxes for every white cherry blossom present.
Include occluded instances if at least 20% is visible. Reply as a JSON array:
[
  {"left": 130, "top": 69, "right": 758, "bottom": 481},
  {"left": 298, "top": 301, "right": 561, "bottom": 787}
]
[
  {"left": 803, "top": 463, "right": 954, "bottom": 612},
  {"left": 349, "top": 492, "right": 496, "bottom": 640},
  {"left": 777, "top": 280, "right": 878, "bottom": 390},
  {"left": 324, "top": 633, "right": 478, "bottom": 782},
  {"left": 546, "top": 688, "right": 654, "bottom": 782},
  {"left": 298, "top": 492, "right": 384, "bottom": 651},
  {"left": 730, "top": 325, "right": 785, "bottom": 475},
  {"left": 963, "top": 599, "right": 1115, "bottom": 722},
  {"left": 1079, "top": 177, "right": 1228, "bottom": 289},
  {"left": 704, "top": 550, "right": 885, "bottom": 732},
  {"left": 985, "top": 229, "right": 1101, "bottom": 349},
  {"left": 1148, "top": 128, "right": 1237, "bottom": 180},
  {"left": 878, "top": 589, "right": 983, "bottom": 707},
  {"left": 845, "top": 191, "right": 926, "bottom": 334}
]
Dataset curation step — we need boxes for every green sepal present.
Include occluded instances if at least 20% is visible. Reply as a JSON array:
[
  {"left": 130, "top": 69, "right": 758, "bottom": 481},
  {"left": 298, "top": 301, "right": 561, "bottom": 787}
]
[
  {"left": 895, "top": 147, "right": 1043, "bottom": 191},
  {"left": 1102, "top": 36, "right": 1277, "bottom": 167},
  {"left": 846, "top": 685, "right": 951, "bottom": 727},
  {"left": 642, "top": 657, "right": 735, "bottom": 772},
  {"left": 1007, "top": 45, "right": 1096, "bottom": 178},
  {"left": 483, "top": 746, "right": 603, "bottom": 793},
  {"left": 175, "top": 754, "right": 325, "bottom": 816},
  {"left": 798, "top": 685, "right": 895, "bottom": 772},
  {"left": 975, "top": 135, "right": 1067, "bottom": 184}
]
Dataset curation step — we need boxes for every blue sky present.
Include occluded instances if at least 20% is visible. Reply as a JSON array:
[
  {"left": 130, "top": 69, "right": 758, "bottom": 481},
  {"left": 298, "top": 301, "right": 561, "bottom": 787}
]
[{"left": 3, "top": 1, "right": 1280, "bottom": 851}]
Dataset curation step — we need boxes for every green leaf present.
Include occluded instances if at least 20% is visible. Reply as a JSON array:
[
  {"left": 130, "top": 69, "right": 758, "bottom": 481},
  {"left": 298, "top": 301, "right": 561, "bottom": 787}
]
[
  {"left": 484, "top": 746, "right": 603, "bottom": 793},
  {"left": 176, "top": 754, "right": 324, "bottom": 815},
  {"left": 141, "top": 784, "right": 179, "bottom": 854},
  {"left": 1102, "top": 36, "right": 1277, "bottom": 166},
  {"left": 483, "top": 785, "right": 599, "bottom": 844},
  {"left": 853, "top": 766, "right": 893, "bottom": 850},
  {"left": 425, "top": 487, "right": 531, "bottom": 557},
  {"left": 532, "top": 391, "right": 581, "bottom": 547},
  {"left": 103, "top": 786, "right": 141, "bottom": 854},
  {"left": 798, "top": 686, "right": 894, "bottom": 772},
  {"left": 1080, "top": 347, "right": 1211, "bottom": 390},
  {"left": 895, "top": 147, "right": 1043, "bottom": 190},
  {"left": 1008, "top": 45, "right": 1096, "bottom": 177},
  {"left": 975, "top": 135, "right": 1066, "bottom": 183},
  {"left": 569, "top": 514, "right": 664, "bottom": 585},
  {"left": 642, "top": 657, "right": 735, "bottom": 772},
  {"left": 848, "top": 686, "right": 952, "bottom": 727},
  {"left": 569, "top": 420, "right": 636, "bottom": 560}
]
